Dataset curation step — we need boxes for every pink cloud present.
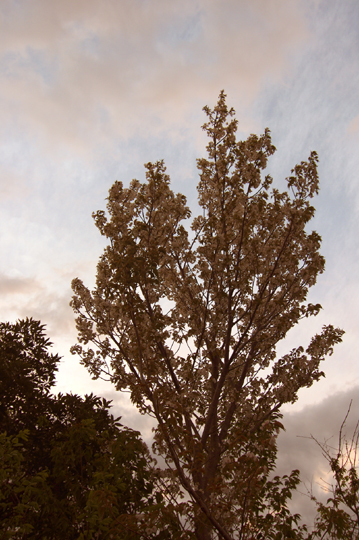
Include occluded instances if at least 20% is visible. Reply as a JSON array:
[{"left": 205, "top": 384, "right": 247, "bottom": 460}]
[
  {"left": 348, "top": 113, "right": 359, "bottom": 137},
  {"left": 0, "top": 0, "right": 309, "bottom": 157}
]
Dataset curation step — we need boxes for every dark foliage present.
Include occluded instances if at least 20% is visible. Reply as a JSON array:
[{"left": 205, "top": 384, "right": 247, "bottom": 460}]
[{"left": 0, "top": 318, "right": 170, "bottom": 539}]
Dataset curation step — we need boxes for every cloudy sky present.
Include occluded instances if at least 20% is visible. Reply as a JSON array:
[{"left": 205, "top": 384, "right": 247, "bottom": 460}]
[{"left": 1, "top": 0, "right": 359, "bottom": 524}]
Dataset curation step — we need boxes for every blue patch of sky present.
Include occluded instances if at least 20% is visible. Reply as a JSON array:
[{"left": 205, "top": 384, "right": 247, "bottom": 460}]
[
  {"left": 75, "top": 31, "right": 103, "bottom": 60},
  {"left": 27, "top": 47, "right": 59, "bottom": 86},
  {"left": 255, "top": 1, "right": 359, "bottom": 136},
  {"left": 156, "top": 7, "right": 203, "bottom": 60},
  {"left": 0, "top": 0, "right": 23, "bottom": 20},
  {"left": 249, "top": 0, "right": 359, "bottom": 283},
  {"left": 0, "top": 47, "right": 59, "bottom": 87},
  {"left": 252, "top": 1, "right": 359, "bottom": 192}
]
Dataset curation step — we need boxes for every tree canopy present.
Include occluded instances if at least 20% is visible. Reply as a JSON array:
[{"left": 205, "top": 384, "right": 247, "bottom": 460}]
[
  {"left": 70, "top": 91, "right": 344, "bottom": 540},
  {"left": 0, "top": 318, "right": 167, "bottom": 539}
]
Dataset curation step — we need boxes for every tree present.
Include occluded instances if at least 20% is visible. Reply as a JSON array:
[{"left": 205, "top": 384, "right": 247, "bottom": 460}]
[
  {"left": 308, "top": 404, "right": 359, "bottom": 539},
  {"left": 0, "top": 318, "right": 165, "bottom": 539},
  {"left": 71, "top": 91, "right": 344, "bottom": 539},
  {"left": 0, "top": 317, "right": 59, "bottom": 438}
]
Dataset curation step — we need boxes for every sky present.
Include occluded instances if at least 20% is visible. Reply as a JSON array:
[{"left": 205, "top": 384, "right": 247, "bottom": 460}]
[{"left": 1, "top": 0, "right": 359, "bottom": 525}]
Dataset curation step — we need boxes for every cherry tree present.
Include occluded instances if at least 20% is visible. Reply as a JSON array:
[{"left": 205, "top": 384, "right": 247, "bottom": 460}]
[{"left": 71, "top": 92, "right": 343, "bottom": 539}]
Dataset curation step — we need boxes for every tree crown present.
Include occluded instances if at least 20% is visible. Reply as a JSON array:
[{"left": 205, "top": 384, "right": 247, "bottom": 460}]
[{"left": 71, "top": 91, "right": 344, "bottom": 539}]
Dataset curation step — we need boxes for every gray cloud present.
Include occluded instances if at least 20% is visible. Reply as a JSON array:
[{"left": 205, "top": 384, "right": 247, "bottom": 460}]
[
  {"left": 64, "top": 378, "right": 359, "bottom": 528},
  {"left": 277, "top": 386, "right": 359, "bottom": 526}
]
